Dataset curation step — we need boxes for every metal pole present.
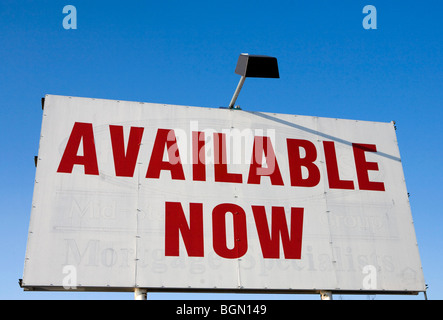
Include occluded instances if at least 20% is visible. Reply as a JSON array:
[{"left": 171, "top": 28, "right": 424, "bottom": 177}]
[
  {"left": 320, "top": 291, "right": 332, "bottom": 300},
  {"left": 134, "top": 288, "right": 148, "bottom": 300},
  {"left": 228, "top": 75, "right": 246, "bottom": 109}
]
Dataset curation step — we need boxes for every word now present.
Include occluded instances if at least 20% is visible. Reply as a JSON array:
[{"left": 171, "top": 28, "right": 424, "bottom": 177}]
[
  {"left": 165, "top": 202, "right": 304, "bottom": 259},
  {"left": 57, "top": 122, "right": 385, "bottom": 191}
]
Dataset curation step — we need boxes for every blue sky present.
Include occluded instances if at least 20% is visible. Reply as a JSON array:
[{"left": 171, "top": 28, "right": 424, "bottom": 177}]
[{"left": 0, "top": 0, "right": 441, "bottom": 299}]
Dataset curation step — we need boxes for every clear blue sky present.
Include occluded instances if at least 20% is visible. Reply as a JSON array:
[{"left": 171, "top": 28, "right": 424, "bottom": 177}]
[{"left": 0, "top": 0, "right": 441, "bottom": 300}]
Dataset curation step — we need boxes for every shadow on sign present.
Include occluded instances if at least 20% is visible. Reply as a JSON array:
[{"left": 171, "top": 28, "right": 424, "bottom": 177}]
[{"left": 245, "top": 111, "right": 401, "bottom": 162}]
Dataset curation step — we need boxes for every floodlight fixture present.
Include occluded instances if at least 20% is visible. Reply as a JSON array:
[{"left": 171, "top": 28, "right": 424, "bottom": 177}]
[{"left": 228, "top": 53, "right": 279, "bottom": 109}]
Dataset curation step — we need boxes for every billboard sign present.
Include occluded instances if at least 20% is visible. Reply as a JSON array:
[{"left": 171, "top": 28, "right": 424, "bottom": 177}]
[{"left": 22, "top": 95, "right": 425, "bottom": 294}]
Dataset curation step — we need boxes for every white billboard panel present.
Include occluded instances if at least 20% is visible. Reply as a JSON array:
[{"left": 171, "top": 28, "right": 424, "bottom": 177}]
[{"left": 22, "top": 95, "right": 425, "bottom": 294}]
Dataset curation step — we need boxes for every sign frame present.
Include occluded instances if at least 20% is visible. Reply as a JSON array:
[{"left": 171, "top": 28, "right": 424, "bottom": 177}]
[{"left": 22, "top": 95, "right": 426, "bottom": 295}]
